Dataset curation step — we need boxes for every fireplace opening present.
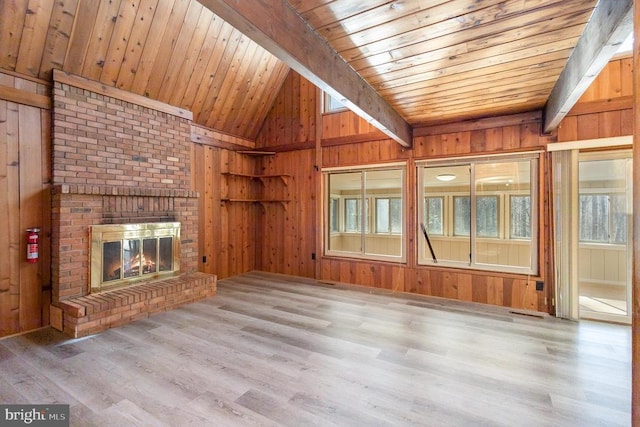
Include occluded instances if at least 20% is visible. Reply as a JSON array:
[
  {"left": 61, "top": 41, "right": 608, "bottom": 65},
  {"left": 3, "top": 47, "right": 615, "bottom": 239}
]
[{"left": 91, "top": 222, "right": 180, "bottom": 293}]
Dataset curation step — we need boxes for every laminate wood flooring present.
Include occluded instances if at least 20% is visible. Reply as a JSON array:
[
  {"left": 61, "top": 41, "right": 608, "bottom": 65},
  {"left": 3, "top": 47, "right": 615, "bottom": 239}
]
[{"left": 0, "top": 271, "right": 631, "bottom": 426}]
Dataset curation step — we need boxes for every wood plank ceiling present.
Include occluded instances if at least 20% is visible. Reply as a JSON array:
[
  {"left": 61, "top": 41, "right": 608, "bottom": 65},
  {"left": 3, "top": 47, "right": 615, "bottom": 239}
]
[
  {"left": 0, "top": 0, "right": 605, "bottom": 140},
  {"left": 0, "top": 0, "right": 290, "bottom": 140},
  {"left": 290, "top": 0, "right": 600, "bottom": 125}
]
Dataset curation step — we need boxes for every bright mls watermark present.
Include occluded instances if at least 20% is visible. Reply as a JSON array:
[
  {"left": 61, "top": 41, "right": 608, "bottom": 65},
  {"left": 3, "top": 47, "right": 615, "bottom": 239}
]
[{"left": 0, "top": 405, "right": 69, "bottom": 426}]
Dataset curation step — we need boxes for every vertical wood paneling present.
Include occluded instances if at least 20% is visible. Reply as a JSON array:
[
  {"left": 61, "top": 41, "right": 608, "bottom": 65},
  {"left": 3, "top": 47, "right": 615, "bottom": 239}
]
[
  {"left": 560, "top": 57, "right": 632, "bottom": 143},
  {"left": 175, "top": 14, "right": 224, "bottom": 108},
  {"left": 0, "top": 0, "right": 28, "bottom": 71},
  {"left": 98, "top": 0, "right": 141, "bottom": 85},
  {"left": 18, "top": 103, "right": 43, "bottom": 331},
  {"left": 14, "top": 0, "right": 55, "bottom": 77},
  {"left": 62, "top": 0, "right": 100, "bottom": 75},
  {"left": 81, "top": 0, "right": 123, "bottom": 81},
  {"left": 0, "top": 74, "right": 51, "bottom": 337},
  {"left": 249, "top": 70, "right": 548, "bottom": 312},
  {"left": 39, "top": 0, "right": 80, "bottom": 80},
  {"left": 155, "top": 1, "right": 205, "bottom": 103},
  {"left": 0, "top": 99, "right": 17, "bottom": 335},
  {"left": 116, "top": 0, "right": 169, "bottom": 92}
]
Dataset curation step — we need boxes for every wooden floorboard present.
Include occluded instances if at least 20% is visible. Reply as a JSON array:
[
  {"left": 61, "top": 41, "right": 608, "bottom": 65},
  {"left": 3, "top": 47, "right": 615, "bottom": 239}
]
[{"left": 0, "top": 271, "right": 631, "bottom": 426}]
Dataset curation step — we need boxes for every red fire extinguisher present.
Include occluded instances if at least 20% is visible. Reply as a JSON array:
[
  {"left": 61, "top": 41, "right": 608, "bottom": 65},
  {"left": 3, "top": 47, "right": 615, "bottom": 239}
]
[{"left": 26, "top": 228, "right": 40, "bottom": 263}]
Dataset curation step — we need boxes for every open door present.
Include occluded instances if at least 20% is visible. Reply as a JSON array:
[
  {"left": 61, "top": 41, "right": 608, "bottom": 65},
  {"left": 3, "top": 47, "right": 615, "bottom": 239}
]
[
  {"left": 552, "top": 145, "right": 632, "bottom": 324},
  {"left": 577, "top": 151, "right": 632, "bottom": 324}
]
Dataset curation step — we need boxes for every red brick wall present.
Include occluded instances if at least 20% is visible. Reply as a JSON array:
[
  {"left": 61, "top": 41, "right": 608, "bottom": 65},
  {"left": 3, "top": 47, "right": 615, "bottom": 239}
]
[
  {"left": 52, "top": 82, "right": 191, "bottom": 189},
  {"left": 51, "top": 75, "right": 199, "bottom": 303}
]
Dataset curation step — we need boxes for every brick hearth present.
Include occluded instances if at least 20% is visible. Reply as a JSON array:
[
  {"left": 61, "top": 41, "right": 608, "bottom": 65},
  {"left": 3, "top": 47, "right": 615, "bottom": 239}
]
[{"left": 50, "top": 71, "right": 216, "bottom": 337}]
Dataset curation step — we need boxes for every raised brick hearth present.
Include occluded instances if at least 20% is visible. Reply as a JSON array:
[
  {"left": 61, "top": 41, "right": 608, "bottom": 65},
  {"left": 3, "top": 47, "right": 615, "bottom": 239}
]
[{"left": 49, "top": 71, "right": 216, "bottom": 337}]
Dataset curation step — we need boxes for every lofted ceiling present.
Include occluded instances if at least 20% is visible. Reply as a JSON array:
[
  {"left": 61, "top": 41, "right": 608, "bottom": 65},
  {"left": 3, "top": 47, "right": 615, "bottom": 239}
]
[
  {"left": 0, "top": 0, "right": 632, "bottom": 143},
  {"left": 293, "top": 0, "right": 598, "bottom": 124}
]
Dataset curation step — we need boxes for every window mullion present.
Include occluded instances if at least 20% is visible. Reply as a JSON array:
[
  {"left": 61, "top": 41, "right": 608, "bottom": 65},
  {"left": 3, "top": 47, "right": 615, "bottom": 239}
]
[
  {"left": 361, "top": 172, "right": 366, "bottom": 254},
  {"left": 469, "top": 165, "right": 475, "bottom": 265}
]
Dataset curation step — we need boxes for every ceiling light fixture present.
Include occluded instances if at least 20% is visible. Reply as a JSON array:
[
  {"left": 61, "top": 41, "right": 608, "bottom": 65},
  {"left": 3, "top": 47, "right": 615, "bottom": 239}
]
[{"left": 436, "top": 173, "right": 456, "bottom": 182}]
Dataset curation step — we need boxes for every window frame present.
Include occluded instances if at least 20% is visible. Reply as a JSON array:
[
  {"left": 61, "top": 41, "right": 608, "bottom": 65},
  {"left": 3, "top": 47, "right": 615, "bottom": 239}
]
[
  {"left": 578, "top": 190, "right": 628, "bottom": 245},
  {"left": 416, "top": 153, "right": 539, "bottom": 275},
  {"left": 375, "top": 197, "right": 402, "bottom": 235},
  {"left": 324, "top": 163, "right": 406, "bottom": 263},
  {"left": 322, "top": 92, "right": 348, "bottom": 114}
]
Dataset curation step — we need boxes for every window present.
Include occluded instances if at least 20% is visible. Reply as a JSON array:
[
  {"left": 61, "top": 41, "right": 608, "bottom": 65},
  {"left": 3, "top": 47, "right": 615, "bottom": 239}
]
[
  {"left": 453, "top": 196, "right": 470, "bottom": 236},
  {"left": 325, "top": 165, "right": 405, "bottom": 261},
  {"left": 510, "top": 195, "right": 531, "bottom": 239},
  {"left": 323, "top": 92, "right": 347, "bottom": 113},
  {"left": 344, "top": 198, "right": 359, "bottom": 232},
  {"left": 476, "top": 196, "right": 499, "bottom": 237},
  {"left": 611, "top": 194, "right": 628, "bottom": 244},
  {"left": 417, "top": 154, "right": 538, "bottom": 274},
  {"left": 579, "top": 193, "right": 627, "bottom": 244},
  {"left": 376, "top": 198, "right": 401, "bottom": 234},
  {"left": 424, "top": 197, "right": 443, "bottom": 235},
  {"left": 454, "top": 195, "right": 499, "bottom": 237},
  {"left": 330, "top": 198, "right": 339, "bottom": 233}
]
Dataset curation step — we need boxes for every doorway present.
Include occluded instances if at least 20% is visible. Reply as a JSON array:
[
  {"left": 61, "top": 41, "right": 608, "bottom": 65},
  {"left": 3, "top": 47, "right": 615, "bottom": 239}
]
[{"left": 577, "top": 151, "right": 633, "bottom": 324}]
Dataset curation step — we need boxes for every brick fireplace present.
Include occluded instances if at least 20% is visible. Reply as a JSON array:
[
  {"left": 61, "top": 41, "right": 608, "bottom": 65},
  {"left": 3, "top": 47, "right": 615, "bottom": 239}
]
[{"left": 49, "top": 70, "right": 216, "bottom": 338}]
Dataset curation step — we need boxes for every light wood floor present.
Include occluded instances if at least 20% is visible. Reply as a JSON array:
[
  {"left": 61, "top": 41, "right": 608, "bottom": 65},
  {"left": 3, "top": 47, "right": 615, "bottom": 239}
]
[{"left": 0, "top": 271, "right": 631, "bottom": 426}]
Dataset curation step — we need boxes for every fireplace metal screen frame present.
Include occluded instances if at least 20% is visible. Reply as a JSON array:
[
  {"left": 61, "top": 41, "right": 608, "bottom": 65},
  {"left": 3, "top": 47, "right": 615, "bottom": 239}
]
[{"left": 90, "top": 222, "right": 181, "bottom": 293}]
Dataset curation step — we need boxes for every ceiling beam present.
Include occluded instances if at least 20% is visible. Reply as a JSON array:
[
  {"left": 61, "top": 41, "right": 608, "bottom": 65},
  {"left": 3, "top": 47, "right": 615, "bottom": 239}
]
[
  {"left": 198, "top": 0, "right": 413, "bottom": 148},
  {"left": 543, "top": 0, "right": 633, "bottom": 133}
]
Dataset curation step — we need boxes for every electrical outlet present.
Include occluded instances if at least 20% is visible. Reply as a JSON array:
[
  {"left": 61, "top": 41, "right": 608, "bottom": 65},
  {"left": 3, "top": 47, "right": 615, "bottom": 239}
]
[
  {"left": 311, "top": 252, "right": 316, "bottom": 260},
  {"left": 535, "top": 280, "right": 543, "bottom": 291}
]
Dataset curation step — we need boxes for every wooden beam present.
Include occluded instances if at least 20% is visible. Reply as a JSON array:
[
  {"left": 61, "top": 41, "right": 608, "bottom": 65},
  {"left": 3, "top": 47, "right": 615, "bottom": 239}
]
[
  {"left": 414, "top": 111, "right": 542, "bottom": 137},
  {"left": 543, "top": 0, "right": 633, "bottom": 133},
  {"left": 197, "top": 0, "right": 412, "bottom": 148},
  {"left": 632, "top": 2, "right": 639, "bottom": 425}
]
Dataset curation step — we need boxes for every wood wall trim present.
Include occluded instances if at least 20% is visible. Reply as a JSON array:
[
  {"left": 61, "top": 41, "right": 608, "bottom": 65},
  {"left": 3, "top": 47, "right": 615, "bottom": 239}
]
[
  {"left": 0, "top": 85, "right": 51, "bottom": 109},
  {"left": 565, "top": 96, "right": 632, "bottom": 116},
  {"left": 413, "top": 111, "right": 542, "bottom": 137},
  {"left": 52, "top": 70, "right": 193, "bottom": 120},
  {"left": 543, "top": 0, "right": 633, "bottom": 132},
  {"left": 0, "top": 69, "right": 50, "bottom": 86},
  {"left": 190, "top": 124, "right": 255, "bottom": 150},
  {"left": 321, "top": 130, "right": 389, "bottom": 147},
  {"left": 197, "top": 0, "right": 412, "bottom": 148}
]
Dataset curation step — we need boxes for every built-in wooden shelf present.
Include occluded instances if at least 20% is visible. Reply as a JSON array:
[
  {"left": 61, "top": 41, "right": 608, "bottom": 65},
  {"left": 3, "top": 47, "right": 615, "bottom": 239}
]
[
  {"left": 221, "top": 170, "right": 290, "bottom": 209},
  {"left": 222, "top": 172, "right": 290, "bottom": 185},
  {"left": 220, "top": 198, "right": 289, "bottom": 210},
  {"left": 237, "top": 150, "right": 277, "bottom": 156}
]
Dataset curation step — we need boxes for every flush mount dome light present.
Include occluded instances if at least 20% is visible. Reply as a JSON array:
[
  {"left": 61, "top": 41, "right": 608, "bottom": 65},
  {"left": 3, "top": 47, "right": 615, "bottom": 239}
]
[{"left": 436, "top": 173, "right": 456, "bottom": 182}]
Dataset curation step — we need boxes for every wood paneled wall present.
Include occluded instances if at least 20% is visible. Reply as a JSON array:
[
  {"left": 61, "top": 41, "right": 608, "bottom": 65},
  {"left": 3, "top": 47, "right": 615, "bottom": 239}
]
[
  {"left": 255, "top": 150, "right": 316, "bottom": 278},
  {"left": 0, "top": 72, "right": 51, "bottom": 337},
  {"left": 0, "top": 56, "right": 632, "bottom": 336},
  {"left": 192, "top": 144, "right": 257, "bottom": 279},
  {"left": 558, "top": 56, "right": 633, "bottom": 142},
  {"left": 249, "top": 60, "right": 632, "bottom": 313},
  {"left": 251, "top": 70, "right": 550, "bottom": 312}
]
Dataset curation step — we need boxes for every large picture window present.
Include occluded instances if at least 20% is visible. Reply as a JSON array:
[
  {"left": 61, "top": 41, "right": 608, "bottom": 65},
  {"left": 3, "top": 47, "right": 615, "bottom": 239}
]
[
  {"left": 325, "top": 165, "right": 405, "bottom": 262},
  {"left": 417, "top": 154, "right": 538, "bottom": 274}
]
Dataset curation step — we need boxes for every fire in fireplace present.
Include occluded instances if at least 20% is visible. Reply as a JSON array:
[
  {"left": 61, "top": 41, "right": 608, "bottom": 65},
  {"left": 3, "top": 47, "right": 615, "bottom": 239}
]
[{"left": 91, "top": 222, "right": 180, "bottom": 293}]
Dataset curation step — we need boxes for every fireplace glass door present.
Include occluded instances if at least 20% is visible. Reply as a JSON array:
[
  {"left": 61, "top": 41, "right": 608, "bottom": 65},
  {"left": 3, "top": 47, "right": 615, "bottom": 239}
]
[{"left": 92, "top": 222, "right": 180, "bottom": 293}]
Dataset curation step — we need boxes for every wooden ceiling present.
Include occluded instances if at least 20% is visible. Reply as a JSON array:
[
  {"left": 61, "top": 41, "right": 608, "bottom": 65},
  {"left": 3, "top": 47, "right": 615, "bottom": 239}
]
[
  {"left": 0, "top": 0, "right": 289, "bottom": 140},
  {"left": 293, "top": 0, "right": 598, "bottom": 124},
  {"left": 0, "top": 0, "right": 631, "bottom": 143}
]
